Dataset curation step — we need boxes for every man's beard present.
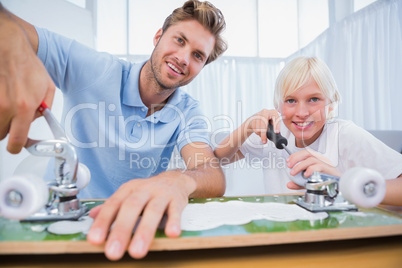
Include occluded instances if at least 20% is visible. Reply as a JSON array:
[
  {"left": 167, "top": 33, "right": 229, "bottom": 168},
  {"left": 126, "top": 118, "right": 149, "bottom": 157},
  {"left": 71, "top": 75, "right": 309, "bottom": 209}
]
[
  {"left": 150, "top": 58, "right": 170, "bottom": 90},
  {"left": 149, "top": 45, "right": 194, "bottom": 91},
  {"left": 150, "top": 51, "right": 182, "bottom": 91}
]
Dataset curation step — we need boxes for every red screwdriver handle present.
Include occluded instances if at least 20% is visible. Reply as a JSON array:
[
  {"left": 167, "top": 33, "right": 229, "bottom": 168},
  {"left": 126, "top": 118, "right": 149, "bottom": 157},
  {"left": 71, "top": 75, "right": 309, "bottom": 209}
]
[{"left": 38, "top": 101, "right": 49, "bottom": 114}]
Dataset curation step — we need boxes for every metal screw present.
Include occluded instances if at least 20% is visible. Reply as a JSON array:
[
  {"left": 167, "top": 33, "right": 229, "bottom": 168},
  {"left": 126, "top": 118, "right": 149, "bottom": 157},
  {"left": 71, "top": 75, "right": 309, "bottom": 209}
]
[
  {"left": 363, "top": 182, "right": 376, "bottom": 197},
  {"left": 54, "top": 143, "right": 64, "bottom": 153},
  {"left": 310, "top": 172, "right": 322, "bottom": 183},
  {"left": 6, "top": 190, "right": 23, "bottom": 207}
]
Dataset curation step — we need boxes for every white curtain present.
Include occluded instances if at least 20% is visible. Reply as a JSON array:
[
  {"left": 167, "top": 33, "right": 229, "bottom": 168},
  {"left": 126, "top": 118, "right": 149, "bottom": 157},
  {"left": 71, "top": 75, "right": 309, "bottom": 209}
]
[
  {"left": 184, "top": 57, "right": 282, "bottom": 146},
  {"left": 290, "top": 0, "right": 402, "bottom": 130},
  {"left": 185, "top": 0, "right": 402, "bottom": 136},
  {"left": 181, "top": 0, "right": 402, "bottom": 195},
  {"left": 183, "top": 58, "right": 280, "bottom": 196}
]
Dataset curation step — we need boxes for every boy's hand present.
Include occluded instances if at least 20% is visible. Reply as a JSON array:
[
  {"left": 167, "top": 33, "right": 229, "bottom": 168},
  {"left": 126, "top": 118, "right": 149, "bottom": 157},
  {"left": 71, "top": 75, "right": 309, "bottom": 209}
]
[
  {"left": 287, "top": 149, "right": 341, "bottom": 179},
  {"left": 287, "top": 181, "right": 305, "bottom": 190},
  {"left": 246, "top": 109, "right": 281, "bottom": 144}
]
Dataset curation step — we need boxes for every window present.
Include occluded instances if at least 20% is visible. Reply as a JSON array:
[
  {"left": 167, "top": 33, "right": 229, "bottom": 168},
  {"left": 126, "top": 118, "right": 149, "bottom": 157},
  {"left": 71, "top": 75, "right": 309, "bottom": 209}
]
[
  {"left": 65, "top": 0, "right": 86, "bottom": 8},
  {"left": 258, "top": 0, "right": 298, "bottom": 58},
  {"left": 96, "top": 0, "right": 362, "bottom": 59},
  {"left": 354, "top": 0, "right": 377, "bottom": 11},
  {"left": 97, "top": 0, "right": 127, "bottom": 54},
  {"left": 128, "top": 0, "right": 184, "bottom": 55},
  {"left": 216, "top": 0, "right": 258, "bottom": 57}
]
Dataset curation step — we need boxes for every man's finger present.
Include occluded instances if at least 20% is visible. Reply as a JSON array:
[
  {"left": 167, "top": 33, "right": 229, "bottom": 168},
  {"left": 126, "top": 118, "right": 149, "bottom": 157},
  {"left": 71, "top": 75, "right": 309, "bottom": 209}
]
[
  {"left": 7, "top": 109, "right": 36, "bottom": 154},
  {"left": 87, "top": 197, "right": 124, "bottom": 246},
  {"left": 164, "top": 199, "right": 186, "bottom": 238},
  {"left": 88, "top": 205, "right": 103, "bottom": 219},
  {"left": 103, "top": 193, "right": 148, "bottom": 261},
  {"left": 0, "top": 118, "right": 10, "bottom": 141},
  {"left": 128, "top": 197, "right": 169, "bottom": 259}
]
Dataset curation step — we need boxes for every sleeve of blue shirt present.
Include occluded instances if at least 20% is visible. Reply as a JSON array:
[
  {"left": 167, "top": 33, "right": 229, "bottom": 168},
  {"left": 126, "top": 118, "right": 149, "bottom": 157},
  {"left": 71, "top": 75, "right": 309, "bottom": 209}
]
[{"left": 35, "top": 26, "right": 116, "bottom": 95}]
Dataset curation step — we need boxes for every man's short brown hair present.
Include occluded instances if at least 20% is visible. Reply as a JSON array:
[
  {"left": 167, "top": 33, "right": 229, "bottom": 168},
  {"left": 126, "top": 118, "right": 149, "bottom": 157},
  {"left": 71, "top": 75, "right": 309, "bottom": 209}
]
[{"left": 162, "top": 0, "right": 228, "bottom": 65}]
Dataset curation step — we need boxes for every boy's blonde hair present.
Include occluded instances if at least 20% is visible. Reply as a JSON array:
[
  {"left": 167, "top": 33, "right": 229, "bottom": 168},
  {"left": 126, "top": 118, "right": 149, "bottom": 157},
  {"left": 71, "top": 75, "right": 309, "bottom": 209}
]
[{"left": 273, "top": 57, "right": 341, "bottom": 113}]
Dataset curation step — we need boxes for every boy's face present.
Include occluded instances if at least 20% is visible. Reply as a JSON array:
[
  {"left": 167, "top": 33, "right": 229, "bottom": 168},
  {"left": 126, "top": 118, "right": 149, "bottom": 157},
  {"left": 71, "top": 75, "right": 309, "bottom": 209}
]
[
  {"left": 279, "top": 77, "right": 331, "bottom": 148},
  {"left": 150, "top": 19, "right": 215, "bottom": 90}
]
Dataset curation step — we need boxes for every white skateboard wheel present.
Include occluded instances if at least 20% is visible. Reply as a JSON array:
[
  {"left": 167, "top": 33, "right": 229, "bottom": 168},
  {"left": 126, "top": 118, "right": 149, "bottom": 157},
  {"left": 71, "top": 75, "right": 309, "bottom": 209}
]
[
  {"left": 289, "top": 162, "right": 308, "bottom": 187},
  {"left": 291, "top": 172, "right": 308, "bottom": 187},
  {"left": 0, "top": 174, "right": 49, "bottom": 220},
  {"left": 75, "top": 163, "right": 91, "bottom": 190},
  {"left": 339, "top": 167, "right": 386, "bottom": 208}
]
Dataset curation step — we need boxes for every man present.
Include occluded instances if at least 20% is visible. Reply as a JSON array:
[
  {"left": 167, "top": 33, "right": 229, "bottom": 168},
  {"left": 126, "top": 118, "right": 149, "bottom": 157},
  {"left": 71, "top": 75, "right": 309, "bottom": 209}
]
[{"left": 0, "top": 0, "right": 227, "bottom": 260}]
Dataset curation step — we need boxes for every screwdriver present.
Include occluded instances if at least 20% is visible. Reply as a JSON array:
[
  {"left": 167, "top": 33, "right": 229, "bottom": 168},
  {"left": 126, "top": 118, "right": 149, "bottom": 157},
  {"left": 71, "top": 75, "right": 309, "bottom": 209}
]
[
  {"left": 266, "top": 122, "right": 292, "bottom": 155},
  {"left": 266, "top": 122, "right": 309, "bottom": 186}
]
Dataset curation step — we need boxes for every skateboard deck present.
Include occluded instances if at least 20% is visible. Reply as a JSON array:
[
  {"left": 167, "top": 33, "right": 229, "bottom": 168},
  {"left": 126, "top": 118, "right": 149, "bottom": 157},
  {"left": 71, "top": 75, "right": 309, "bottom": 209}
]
[{"left": 1, "top": 194, "right": 402, "bottom": 255}]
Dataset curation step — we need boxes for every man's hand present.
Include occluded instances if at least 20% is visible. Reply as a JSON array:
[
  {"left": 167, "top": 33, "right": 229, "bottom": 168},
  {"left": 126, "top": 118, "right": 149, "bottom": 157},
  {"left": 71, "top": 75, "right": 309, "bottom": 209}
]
[
  {"left": 87, "top": 171, "right": 195, "bottom": 260},
  {"left": 87, "top": 143, "right": 224, "bottom": 261},
  {"left": 0, "top": 4, "right": 55, "bottom": 153}
]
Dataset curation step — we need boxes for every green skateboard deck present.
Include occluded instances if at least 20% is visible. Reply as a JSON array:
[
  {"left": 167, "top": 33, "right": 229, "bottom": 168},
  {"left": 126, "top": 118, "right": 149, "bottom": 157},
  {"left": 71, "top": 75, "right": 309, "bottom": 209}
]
[{"left": 1, "top": 195, "right": 402, "bottom": 254}]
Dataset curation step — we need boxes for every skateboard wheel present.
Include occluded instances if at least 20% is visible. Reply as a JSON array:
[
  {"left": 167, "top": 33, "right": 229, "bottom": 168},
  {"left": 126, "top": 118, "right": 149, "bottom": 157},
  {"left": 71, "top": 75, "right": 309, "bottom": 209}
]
[
  {"left": 75, "top": 163, "right": 91, "bottom": 190},
  {"left": 289, "top": 162, "right": 308, "bottom": 187},
  {"left": 0, "top": 174, "right": 49, "bottom": 220},
  {"left": 291, "top": 172, "right": 308, "bottom": 187},
  {"left": 339, "top": 167, "right": 386, "bottom": 208}
]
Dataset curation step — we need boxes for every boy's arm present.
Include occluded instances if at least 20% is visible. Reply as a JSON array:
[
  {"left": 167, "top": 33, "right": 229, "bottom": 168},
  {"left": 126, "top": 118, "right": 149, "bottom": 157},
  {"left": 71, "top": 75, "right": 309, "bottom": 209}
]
[
  {"left": 214, "top": 109, "right": 280, "bottom": 163},
  {"left": 0, "top": 4, "right": 55, "bottom": 153},
  {"left": 382, "top": 174, "right": 402, "bottom": 206},
  {"left": 214, "top": 122, "right": 247, "bottom": 163}
]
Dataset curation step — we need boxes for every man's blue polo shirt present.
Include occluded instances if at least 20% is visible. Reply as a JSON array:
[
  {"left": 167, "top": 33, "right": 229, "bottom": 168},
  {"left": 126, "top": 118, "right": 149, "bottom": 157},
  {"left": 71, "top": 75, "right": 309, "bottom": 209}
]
[{"left": 36, "top": 27, "right": 211, "bottom": 199}]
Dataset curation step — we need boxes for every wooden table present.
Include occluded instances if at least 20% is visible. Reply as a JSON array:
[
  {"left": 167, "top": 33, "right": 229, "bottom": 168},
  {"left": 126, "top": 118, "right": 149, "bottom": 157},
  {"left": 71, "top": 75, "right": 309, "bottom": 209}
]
[{"left": 0, "top": 236, "right": 401, "bottom": 267}]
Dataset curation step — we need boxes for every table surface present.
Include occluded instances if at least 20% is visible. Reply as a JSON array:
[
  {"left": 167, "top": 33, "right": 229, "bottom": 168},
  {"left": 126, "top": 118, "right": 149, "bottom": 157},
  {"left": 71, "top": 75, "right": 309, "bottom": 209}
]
[{"left": 1, "top": 236, "right": 401, "bottom": 267}]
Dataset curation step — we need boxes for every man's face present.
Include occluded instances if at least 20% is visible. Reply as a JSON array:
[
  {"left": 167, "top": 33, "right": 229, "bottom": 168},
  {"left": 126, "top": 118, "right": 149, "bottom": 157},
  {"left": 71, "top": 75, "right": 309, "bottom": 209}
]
[{"left": 150, "top": 19, "right": 215, "bottom": 90}]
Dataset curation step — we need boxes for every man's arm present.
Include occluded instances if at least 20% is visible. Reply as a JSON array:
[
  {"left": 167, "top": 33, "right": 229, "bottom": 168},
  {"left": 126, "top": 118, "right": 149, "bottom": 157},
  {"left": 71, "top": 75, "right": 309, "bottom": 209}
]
[
  {"left": 87, "top": 142, "right": 225, "bottom": 261},
  {"left": 0, "top": 4, "right": 55, "bottom": 153},
  {"left": 180, "top": 141, "right": 225, "bottom": 197},
  {"left": 0, "top": 4, "right": 39, "bottom": 51}
]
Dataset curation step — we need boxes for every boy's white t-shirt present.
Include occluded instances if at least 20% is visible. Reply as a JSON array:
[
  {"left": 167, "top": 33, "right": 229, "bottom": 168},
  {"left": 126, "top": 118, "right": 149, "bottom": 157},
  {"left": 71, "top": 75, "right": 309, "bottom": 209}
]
[{"left": 240, "top": 119, "right": 402, "bottom": 195}]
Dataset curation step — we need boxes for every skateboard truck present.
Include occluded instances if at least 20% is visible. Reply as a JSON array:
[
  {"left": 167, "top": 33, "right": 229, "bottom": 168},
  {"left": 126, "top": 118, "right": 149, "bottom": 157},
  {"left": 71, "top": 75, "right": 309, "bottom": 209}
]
[
  {"left": 0, "top": 102, "right": 91, "bottom": 221},
  {"left": 296, "top": 168, "right": 386, "bottom": 212},
  {"left": 266, "top": 123, "right": 386, "bottom": 212},
  {"left": 296, "top": 172, "right": 357, "bottom": 212}
]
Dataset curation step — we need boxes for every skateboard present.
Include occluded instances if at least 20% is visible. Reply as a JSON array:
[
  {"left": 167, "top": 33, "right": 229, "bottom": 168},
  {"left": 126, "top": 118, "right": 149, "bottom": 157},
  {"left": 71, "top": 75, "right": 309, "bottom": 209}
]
[
  {"left": 1, "top": 104, "right": 401, "bottom": 255},
  {"left": 1, "top": 194, "right": 402, "bottom": 255}
]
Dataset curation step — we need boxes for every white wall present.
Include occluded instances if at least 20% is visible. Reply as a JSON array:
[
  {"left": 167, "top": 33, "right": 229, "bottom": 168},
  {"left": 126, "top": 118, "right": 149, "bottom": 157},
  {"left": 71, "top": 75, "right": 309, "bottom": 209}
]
[{"left": 0, "top": 0, "right": 94, "bottom": 181}]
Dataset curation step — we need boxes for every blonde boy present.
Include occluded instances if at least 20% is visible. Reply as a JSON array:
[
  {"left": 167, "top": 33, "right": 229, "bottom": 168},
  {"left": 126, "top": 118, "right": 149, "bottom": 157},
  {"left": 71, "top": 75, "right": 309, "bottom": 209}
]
[{"left": 215, "top": 56, "right": 402, "bottom": 205}]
